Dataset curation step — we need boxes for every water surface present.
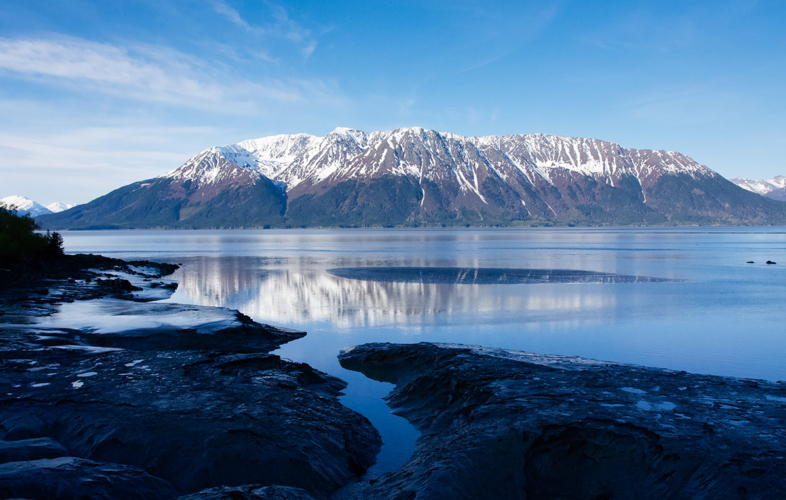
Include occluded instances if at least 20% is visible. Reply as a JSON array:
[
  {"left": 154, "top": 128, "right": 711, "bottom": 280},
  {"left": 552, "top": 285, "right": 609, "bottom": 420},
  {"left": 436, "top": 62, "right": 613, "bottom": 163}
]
[{"left": 59, "top": 227, "right": 786, "bottom": 473}]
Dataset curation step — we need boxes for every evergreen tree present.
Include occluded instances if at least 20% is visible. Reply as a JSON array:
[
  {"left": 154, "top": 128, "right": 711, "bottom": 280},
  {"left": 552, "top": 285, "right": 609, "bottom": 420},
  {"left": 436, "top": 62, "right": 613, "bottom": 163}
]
[{"left": 0, "top": 205, "right": 64, "bottom": 260}]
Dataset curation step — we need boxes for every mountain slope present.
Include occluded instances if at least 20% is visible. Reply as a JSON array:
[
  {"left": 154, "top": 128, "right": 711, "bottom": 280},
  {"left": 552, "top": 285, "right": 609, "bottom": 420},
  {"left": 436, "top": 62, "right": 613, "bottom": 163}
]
[
  {"left": 39, "top": 128, "right": 786, "bottom": 229},
  {"left": 39, "top": 149, "right": 287, "bottom": 229},
  {"left": 730, "top": 176, "right": 786, "bottom": 201}
]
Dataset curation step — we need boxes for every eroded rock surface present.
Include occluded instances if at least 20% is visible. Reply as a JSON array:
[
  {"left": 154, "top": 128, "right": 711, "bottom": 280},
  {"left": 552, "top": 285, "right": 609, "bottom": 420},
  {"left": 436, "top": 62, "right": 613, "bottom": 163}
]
[
  {"left": 339, "top": 343, "right": 786, "bottom": 500},
  {"left": 0, "top": 255, "right": 381, "bottom": 499},
  {"left": 176, "top": 484, "right": 317, "bottom": 500},
  {"left": 0, "top": 457, "right": 178, "bottom": 500}
]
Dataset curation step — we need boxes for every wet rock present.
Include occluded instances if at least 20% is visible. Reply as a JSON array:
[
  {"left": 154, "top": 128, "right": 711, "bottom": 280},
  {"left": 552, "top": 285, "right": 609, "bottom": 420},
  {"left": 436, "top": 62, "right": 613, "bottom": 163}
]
[
  {"left": 0, "top": 438, "right": 69, "bottom": 463},
  {"left": 0, "top": 254, "right": 381, "bottom": 499},
  {"left": 150, "top": 281, "right": 179, "bottom": 290},
  {"left": 0, "top": 336, "right": 380, "bottom": 497},
  {"left": 339, "top": 343, "right": 786, "bottom": 500},
  {"left": 29, "top": 300, "right": 305, "bottom": 353},
  {"left": 176, "top": 484, "right": 316, "bottom": 500},
  {"left": 0, "top": 255, "right": 180, "bottom": 320},
  {"left": 96, "top": 278, "right": 143, "bottom": 292},
  {"left": 0, "top": 254, "right": 178, "bottom": 292},
  {"left": 0, "top": 457, "right": 178, "bottom": 500}
]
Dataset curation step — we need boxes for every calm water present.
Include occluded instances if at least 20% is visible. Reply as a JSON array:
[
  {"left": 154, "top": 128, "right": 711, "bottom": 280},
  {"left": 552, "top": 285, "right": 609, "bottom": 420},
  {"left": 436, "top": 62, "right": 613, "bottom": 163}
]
[{"left": 59, "top": 227, "right": 786, "bottom": 473}]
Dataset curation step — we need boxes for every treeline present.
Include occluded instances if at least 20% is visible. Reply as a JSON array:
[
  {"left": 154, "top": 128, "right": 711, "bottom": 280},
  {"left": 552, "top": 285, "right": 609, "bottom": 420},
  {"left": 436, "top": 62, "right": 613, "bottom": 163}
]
[{"left": 0, "top": 206, "right": 64, "bottom": 260}]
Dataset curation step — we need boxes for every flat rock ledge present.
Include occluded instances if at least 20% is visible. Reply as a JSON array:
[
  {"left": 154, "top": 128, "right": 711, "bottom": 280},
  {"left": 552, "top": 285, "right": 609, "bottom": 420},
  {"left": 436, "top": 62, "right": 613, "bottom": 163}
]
[
  {"left": 0, "top": 256, "right": 381, "bottom": 499},
  {"left": 339, "top": 342, "right": 786, "bottom": 500}
]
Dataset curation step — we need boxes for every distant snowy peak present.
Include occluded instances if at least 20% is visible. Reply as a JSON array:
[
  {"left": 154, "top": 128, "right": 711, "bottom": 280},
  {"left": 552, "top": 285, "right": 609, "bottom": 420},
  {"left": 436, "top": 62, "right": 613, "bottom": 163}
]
[
  {"left": 730, "top": 175, "right": 786, "bottom": 201},
  {"left": 730, "top": 176, "right": 786, "bottom": 195},
  {"left": 0, "top": 195, "right": 52, "bottom": 217},
  {"left": 46, "top": 201, "right": 76, "bottom": 213}
]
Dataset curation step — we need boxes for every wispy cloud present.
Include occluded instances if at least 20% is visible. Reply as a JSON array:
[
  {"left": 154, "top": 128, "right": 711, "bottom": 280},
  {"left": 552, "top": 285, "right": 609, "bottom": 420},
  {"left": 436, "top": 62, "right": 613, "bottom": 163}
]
[
  {"left": 209, "top": 0, "right": 260, "bottom": 32},
  {"left": 625, "top": 85, "right": 755, "bottom": 124},
  {"left": 0, "top": 123, "right": 225, "bottom": 203},
  {"left": 208, "top": 0, "right": 318, "bottom": 58},
  {"left": 0, "top": 38, "right": 223, "bottom": 103},
  {"left": 0, "top": 36, "right": 338, "bottom": 111},
  {"left": 454, "top": 2, "right": 561, "bottom": 74}
]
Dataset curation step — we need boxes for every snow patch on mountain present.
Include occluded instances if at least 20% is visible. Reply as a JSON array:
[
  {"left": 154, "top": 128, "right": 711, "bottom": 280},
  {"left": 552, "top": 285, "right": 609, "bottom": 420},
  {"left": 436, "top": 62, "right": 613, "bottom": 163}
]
[
  {"left": 162, "top": 147, "right": 263, "bottom": 185},
  {"left": 163, "top": 127, "right": 719, "bottom": 205}
]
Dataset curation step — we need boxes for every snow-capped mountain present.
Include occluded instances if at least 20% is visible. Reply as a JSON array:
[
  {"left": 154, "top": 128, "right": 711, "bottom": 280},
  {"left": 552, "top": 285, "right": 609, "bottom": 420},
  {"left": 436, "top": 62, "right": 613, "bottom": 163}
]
[
  {"left": 1, "top": 195, "right": 53, "bottom": 217},
  {"left": 730, "top": 176, "right": 786, "bottom": 201},
  {"left": 38, "top": 128, "right": 786, "bottom": 229},
  {"left": 39, "top": 148, "right": 287, "bottom": 229},
  {"left": 1, "top": 196, "right": 77, "bottom": 217},
  {"left": 198, "top": 127, "right": 712, "bottom": 195},
  {"left": 45, "top": 201, "right": 77, "bottom": 213}
]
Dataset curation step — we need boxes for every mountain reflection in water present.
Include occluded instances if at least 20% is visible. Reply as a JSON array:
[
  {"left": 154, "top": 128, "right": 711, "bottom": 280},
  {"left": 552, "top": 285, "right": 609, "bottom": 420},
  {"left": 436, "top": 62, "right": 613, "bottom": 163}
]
[
  {"left": 167, "top": 257, "right": 628, "bottom": 329},
  {"left": 328, "top": 266, "right": 675, "bottom": 285}
]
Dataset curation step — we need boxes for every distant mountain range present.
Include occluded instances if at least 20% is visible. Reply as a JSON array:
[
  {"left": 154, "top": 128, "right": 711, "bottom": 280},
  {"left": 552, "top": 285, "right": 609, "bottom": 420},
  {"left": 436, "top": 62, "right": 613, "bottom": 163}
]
[
  {"left": 37, "top": 127, "right": 786, "bottom": 228},
  {"left": 730, "top": 176, "right": 786, "bottom": 201},
  {"left": 0, "top": 195, "right": 75, "bottom": 217}
]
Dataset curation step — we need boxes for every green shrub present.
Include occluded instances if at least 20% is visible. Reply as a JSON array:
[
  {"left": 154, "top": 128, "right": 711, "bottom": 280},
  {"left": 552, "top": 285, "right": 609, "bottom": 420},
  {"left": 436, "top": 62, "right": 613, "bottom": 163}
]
[{"left": 0, "top": 206, "right": 64, "bottom": 260}]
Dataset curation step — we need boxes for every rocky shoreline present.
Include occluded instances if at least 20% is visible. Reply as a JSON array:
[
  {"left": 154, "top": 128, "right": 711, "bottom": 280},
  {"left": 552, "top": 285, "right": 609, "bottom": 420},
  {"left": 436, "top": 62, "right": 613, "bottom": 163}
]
[
  {"left": 4, "top": 255, "right": 786, "bottom": 499},
  {"left": 339, "top": 343, "right": 786, "bottom": 500},
  {"left": 0, "top": 255, "right": 380, "bottom": 500}
]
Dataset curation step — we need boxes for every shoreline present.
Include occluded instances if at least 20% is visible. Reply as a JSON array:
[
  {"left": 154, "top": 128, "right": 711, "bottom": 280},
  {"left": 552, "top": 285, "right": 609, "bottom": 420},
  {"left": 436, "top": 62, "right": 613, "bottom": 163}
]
[
  {"left": 0, "top": 254, "right": 380, "bottom": 499},
  {"left": 2, "top": 251, "right": 786, "bottom": 498}
]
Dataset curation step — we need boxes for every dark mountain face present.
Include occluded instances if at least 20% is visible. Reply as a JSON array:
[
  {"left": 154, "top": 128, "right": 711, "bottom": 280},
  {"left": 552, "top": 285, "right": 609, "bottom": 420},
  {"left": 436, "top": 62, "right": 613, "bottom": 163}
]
[
  {"left": 40, "top": 128, "right": 786, "bottom": 229},
  {"left": 39, "top": 150, "right": 287, "bottom": 229},
  {"left": 769, "top": 188, "right": 786, "bottom": 201}
]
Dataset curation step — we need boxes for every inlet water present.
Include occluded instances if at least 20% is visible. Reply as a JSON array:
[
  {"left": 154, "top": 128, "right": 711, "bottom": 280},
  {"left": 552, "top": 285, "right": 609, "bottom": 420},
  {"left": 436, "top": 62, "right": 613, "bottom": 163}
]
[{"left": 59, "top": 227, "right": 786, "bottom": 473}]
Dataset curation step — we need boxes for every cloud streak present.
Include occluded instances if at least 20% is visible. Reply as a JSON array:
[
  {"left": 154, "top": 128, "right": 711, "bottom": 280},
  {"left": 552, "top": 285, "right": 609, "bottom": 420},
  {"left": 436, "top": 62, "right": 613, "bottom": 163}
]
[
  {"left": 208, "top": 0, "right": 318, "bottom": 57},
  {"left": 209, "top": 0, "right": 259, "bottom": 31},
  {"left": 0, "top": 36, "right": 340, "bottom": 112},
  {"left": 0, "top": 123, "right": 224, "bottom": 203}
]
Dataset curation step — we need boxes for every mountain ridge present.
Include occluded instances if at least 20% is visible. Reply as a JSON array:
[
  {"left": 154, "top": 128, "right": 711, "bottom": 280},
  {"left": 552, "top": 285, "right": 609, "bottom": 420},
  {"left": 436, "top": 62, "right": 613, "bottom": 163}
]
[
  {"left": 38, "top": 127, "right": 786, "bottom": 229},
  {"left": 730, "top": 175, "right": 786, "bottom": 201},
  {"left": 0, "top": 196, "right": 75, "bottom": 217}
]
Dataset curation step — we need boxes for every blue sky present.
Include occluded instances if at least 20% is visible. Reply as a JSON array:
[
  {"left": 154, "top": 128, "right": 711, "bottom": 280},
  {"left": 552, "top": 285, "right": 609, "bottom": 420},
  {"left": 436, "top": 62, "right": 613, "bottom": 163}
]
[{"left": 1, "top": 0, "right": 784, "bottom": 204}]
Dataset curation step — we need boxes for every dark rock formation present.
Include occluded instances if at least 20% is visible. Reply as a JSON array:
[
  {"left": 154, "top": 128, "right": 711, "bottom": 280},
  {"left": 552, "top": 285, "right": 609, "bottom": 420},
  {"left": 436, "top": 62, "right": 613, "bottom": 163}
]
[
  {"left": 176, "top": 484, "right": 316, "bottom": 500},
  {"left": 339, "top": 343, "right": 786, "bottom": 500},
  {"left": 0, "top": 253, "right": 178, "bottom": 292},
  {"left": 95, "top": 277, "right": 143, "bottom": 292},
  {"left": 0, "top": 438, "right": 68, "bottom": 463},
  {"left": 0, "top": 457, "right": 178, "bottom": 500},
  {"left": 0, "top": 343, "right": 379, "bottom": 496},
  {"left": 0, "top": 256, "right": 381, "bottom": 499}
]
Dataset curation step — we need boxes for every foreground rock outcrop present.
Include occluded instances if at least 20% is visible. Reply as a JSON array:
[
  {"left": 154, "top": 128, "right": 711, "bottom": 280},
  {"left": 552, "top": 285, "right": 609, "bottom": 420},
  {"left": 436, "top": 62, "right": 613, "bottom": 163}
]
[
  {"left": 0, "top": 255, "right": 381, "bottom": 499},
  {"left": 339, "top": 343, "right": 786, "bottom": 499}
]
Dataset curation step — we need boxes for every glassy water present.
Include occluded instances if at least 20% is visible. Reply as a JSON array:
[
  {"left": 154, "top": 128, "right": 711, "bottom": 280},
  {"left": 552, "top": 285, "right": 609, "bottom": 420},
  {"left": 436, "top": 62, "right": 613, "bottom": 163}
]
[{"left": 59, "top": 227, "right": 786, "bottom": 474}]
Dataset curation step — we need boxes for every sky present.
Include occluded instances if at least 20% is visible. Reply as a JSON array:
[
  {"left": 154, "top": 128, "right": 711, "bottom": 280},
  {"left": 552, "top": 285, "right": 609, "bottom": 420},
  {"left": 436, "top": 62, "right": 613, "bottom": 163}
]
[{"left": 1, "top": 0, "right": 785, "bottom": 205}]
